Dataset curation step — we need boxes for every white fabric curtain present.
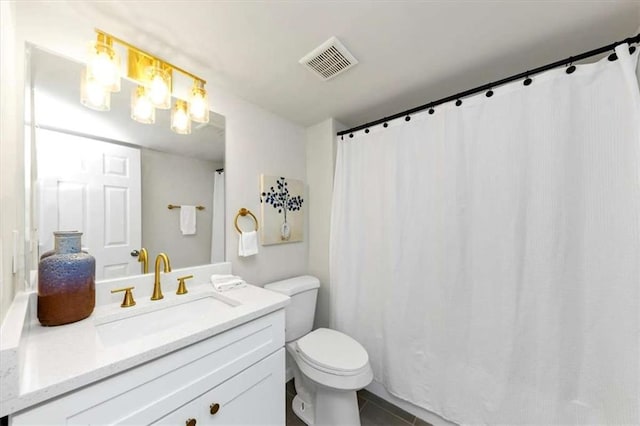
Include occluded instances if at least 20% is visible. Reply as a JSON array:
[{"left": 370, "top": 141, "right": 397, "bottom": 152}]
[
  {"left": 211, "top": 170, "right": 225, "bottom": 263},
  {"left": 330, "top": 45, "right": 640, "bottom": 425}
]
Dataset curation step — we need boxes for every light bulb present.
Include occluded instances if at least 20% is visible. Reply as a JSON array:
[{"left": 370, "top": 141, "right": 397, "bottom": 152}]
[
  {"left": 188, "top": 80, "right": 209, "bottom": 123},
  {"left": 81, "top": 68, "right": 110, "bottom": 111},
  {"left": 131, "top": 86, "right": 155, "bottom": 124},
  {"left": 86, "top": 39, "right": 120, "bottom": 92},
  {"left": 190, "top": 94, "right": 206, "bottom": 120},
  {"left": 90, "top": 52, "right": 115, "bottom": 86},
  {"left": 171, "top": 100, "right": 191, "bottom": 135},
  {"left": 150, "top": 75, "right": 168, "bottom": 105},
  {"left": 134, "top": 97, "right": 153, "bottom": 120},
  {"left": 87, "top": 80, "right": 106, "bottom": 106},
  {"left": 145, "top": 62, "right": 171, "bottom": 109}
]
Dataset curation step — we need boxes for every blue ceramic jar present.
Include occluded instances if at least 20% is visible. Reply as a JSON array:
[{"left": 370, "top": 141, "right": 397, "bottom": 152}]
[{"left": 38, "top": 231, "right": 95, "bottom": 326}]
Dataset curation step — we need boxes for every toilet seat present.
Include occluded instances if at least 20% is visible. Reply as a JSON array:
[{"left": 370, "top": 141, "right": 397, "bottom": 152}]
[{"left": 295, "top": 328, "right": 370, "bottom": 376}]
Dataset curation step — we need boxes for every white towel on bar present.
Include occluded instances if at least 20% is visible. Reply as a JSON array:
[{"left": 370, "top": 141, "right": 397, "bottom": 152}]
[
  {"left": 180, "top": 205, "right": 197, "bottom": 235},
  {"left": 238, "top": 231, "right": 259, "bottom": 257},
  {"left": 210, "top": 274, "right": 246, "bottom": 291}
]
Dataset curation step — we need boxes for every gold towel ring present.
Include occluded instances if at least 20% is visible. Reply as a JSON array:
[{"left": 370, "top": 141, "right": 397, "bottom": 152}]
[{"left": 234, "top": 208, "right": 258, "bottom": 233}]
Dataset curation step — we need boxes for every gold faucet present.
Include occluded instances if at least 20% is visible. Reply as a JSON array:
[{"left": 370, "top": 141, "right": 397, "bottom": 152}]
[
  {"left": 138, "top": 248, "right": 149, "bottom": 274},
  {"left": 152, "top": 253, "right": 171, "bottom": 300}
]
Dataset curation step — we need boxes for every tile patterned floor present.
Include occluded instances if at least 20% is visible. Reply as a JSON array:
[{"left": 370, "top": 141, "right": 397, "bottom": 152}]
[{"left": 286, "top": 380, "right": 433, "bottom": 426}]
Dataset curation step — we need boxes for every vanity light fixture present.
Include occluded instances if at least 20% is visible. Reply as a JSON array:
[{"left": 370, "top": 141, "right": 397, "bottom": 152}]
[
  {"left": 131, "top": 85, "right": 155, "bottom": 124},
  {"left": 81, "top": 29, "right": 210, "bottom": 135},
  {"left": 171, "top": 100, "right": 191, "bottom": 135}
]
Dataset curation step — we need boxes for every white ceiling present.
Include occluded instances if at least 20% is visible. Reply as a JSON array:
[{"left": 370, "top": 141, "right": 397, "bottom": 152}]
[{"left": 51, "top": 1, "right": 640, "bottom": 128}]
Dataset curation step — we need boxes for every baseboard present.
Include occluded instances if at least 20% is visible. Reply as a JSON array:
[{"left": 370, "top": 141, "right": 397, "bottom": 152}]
[{"left": 365, "top": 380, "right": 458, "bottom": 426}]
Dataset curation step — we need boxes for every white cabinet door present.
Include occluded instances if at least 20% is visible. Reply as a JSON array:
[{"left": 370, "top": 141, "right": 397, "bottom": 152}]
[
  {"left": 37, "top": 128, "right": 142, "bottom": 279},
  {"left": 154, "top": 349, "right": 285, "bottom": 426}
]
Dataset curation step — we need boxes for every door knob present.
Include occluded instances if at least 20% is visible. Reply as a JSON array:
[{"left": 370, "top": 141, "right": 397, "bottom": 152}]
[
  {"left": 186, "top": 419, "right": 196, "bottom": 426},
  {"left": 130, "top": 249, "right": 139, "bottom": 257},
  {"left": 210, "top": 403, "right": 220, "bottom": 415}
]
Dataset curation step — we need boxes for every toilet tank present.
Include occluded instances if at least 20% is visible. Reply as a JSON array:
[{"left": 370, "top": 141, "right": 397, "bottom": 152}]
[{"left": 264, "top": 276, "right": 320, "bottom": 342}]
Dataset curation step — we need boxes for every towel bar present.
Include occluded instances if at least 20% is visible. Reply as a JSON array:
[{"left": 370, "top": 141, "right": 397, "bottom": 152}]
[
  {"left": 234, "top": 208, "right": 259, "bottom": 233},
  {"left": 168, "top": 204, "right": 205, "bottom": 210}
]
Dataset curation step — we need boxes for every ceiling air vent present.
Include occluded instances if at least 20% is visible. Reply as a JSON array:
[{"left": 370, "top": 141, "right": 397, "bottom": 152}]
[{"left": 299, "top": 37, "right": 358, "bottom": 81}]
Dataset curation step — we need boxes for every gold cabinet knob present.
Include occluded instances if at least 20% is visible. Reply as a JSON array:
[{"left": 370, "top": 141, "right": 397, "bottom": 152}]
[
  {"left": 209, "top": 403, "right": 220, "bottom": 415},
  {"left": 110, "top": 287, "right": 136, "bottom": 308},
  {"left": 176, "top": 275, "right": 194, "bottom": 295},
  {"left": 185, "top": 419, "right": 196, "bottom": 426}
]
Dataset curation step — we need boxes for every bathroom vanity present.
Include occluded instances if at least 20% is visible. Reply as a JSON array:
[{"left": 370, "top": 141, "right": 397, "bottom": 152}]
[{"left": 0, "top": 263, "right": 290, "bottom": 425}]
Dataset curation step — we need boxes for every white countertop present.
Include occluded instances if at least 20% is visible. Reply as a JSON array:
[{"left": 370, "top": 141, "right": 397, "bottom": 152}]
[{"left": 0, "top": 263, "right": 290, "bottom": 417}]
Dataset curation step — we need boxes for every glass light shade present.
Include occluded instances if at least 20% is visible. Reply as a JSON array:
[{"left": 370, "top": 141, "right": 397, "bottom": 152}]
[
  {"left": 80, "top": 68, "right": 111, "bottom": 111},
  {"left": 171, "top": 100, "right": 191, "bottom": 135},
  {"left": 145, "top": 62, "right": 171, "bottom": 109},
  {"left": 86, "top": 40, "right": 121, "bottom": 93},
  {"left": 188, "top": 82, "right": 209, "bottom": 123},
  {"left": 131, "top": 86, "right": 155, "bottom": 124}
]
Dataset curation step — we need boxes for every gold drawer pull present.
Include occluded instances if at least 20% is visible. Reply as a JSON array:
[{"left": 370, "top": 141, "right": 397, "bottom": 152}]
[
  {"left": 210, "top": 403, "right": 220, "bottom": 415},
  {"left": 186, "top": 418, "right": 196, "bottom": 426},
  {"left": 110, "top": 287, "right": 136, "bottom": 308}
]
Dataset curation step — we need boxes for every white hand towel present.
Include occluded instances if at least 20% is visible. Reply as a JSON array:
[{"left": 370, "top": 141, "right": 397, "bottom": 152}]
[
  {"left": 210, "top": 274, "right": 237, "bottom": 283},
  {"left": 180, "top": 205, "right": 197, "bottom": 235},
  {"left": 238, "top": 231, "right": 259, "bottom": 257},
  {"left": 210, "top": 274, "right": 246, "bottom": 291}
]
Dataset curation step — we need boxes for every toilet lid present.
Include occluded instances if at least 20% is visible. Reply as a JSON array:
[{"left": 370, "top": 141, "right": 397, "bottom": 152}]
[{"left": 296, "top": 328, "right": 369, "bottom": 374}]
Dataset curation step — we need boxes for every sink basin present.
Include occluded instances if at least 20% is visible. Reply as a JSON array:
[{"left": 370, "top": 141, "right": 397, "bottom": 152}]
[{"left": 96, "top": 294, "right": 237, "bottom": 346}]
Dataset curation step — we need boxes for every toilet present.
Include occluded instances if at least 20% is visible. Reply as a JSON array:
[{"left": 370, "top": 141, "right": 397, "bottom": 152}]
[{"left": 264, "top": 276, "right": 373, "bottom": 426}]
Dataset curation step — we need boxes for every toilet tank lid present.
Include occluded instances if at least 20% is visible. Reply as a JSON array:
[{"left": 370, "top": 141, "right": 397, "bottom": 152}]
[{"left": 264, "top": 275, "right": 320, "bottom": 296}]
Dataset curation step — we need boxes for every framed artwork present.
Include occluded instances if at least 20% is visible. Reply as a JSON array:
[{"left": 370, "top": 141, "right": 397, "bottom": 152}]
[{"left": 260, "top": 175, "right": 304, "bottom": 245}]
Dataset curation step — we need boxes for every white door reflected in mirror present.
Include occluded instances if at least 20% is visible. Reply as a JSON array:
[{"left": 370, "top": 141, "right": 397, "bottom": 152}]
[{"left": 37, "top": 128, "right": 142, "bottom": 280}]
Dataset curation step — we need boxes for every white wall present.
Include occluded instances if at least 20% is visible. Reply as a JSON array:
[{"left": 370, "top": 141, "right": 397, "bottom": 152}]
[
  {"left": 141, "top": 149, "right": 222, "bottom": 269},
  {"left": 216, "top": 87, "right": 308, "bottom": 284},
  {"left": 0, "top": 1, "right": 25, "bottom": 324},
  {"left": 305, "top": 118, "right": 344, "bottom": 328},
  {"left": 0, "top": 2, "right": 308, "bottom": 322}
]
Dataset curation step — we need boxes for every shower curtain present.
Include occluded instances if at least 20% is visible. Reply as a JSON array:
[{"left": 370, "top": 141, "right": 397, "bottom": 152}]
[
  {"left": 330, "top": 45, "right": 640, "bottom": 425},
  {"left": 211, "top": 170, "right": 225, "bottom": 263}
]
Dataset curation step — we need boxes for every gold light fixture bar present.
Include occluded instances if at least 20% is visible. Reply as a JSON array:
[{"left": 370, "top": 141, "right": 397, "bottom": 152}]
[{"left": 95, "top": 29, "right": 207, "bottom": 85}]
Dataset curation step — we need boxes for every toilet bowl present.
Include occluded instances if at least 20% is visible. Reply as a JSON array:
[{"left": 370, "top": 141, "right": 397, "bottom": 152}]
[
  {"left": 288, "top": 328, "right": 373, "bottom": 425},
  {"left": 264, "top": 276, "right": 373, "bottom": 426}
]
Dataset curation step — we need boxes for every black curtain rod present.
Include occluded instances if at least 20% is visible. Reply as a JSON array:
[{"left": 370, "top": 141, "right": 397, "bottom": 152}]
[{"left": 337, "top": 33, "right": 640, "bottom": 137}]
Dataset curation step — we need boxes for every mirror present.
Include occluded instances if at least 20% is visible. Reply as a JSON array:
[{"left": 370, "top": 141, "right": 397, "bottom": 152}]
[{"left": 27, "top": 45, "right": 225, "bottom": 280}]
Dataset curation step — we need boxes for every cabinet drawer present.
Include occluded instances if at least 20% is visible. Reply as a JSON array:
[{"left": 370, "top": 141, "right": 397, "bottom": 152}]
[
  {"left": 11, "top": 310, "right": 284, "bottom": 425},
  {"left": 153, "top": 348, "right": 285, "bottom": 426}
]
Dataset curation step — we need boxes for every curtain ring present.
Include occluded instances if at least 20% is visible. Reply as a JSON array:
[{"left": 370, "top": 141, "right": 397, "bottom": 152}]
[{"left": 566, "top": 58, "right": 576, "bottom": 74}]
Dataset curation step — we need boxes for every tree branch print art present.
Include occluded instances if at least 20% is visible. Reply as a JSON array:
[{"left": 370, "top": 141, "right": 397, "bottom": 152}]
[{"left": 260, "top": 176, "right": 304, "bottom": 243}]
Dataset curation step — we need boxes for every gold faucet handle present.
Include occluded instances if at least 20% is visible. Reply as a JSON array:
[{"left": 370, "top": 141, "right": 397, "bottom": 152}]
[
  {"left": 111, "top": 286, "right": 136, "bottom": 308},
  {"left": 176, "top": 275, "right": 194, "bottom": 295}
]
